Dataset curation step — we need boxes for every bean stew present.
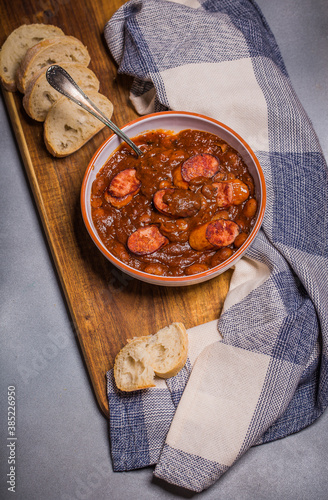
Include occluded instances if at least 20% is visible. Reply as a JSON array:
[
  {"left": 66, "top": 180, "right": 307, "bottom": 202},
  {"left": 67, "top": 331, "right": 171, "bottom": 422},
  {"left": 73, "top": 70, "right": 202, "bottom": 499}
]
[{"left": 90, "top": 129, "right": 258, "bottom": 277}]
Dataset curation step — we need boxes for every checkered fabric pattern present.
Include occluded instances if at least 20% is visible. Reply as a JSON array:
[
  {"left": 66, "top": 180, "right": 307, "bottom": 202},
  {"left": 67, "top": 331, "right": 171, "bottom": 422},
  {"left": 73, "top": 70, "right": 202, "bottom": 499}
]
[{"left": 105, "top": 0, "right": 328, "bottom": 492}]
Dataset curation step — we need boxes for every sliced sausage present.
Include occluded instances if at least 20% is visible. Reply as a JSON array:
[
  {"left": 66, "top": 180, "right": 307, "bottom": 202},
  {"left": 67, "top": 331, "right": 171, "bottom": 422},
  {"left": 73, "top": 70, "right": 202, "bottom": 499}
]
[
  {"left": 153, "top": 188, "right": 174, "bottom": 215},
  {"left": 108, "top": 169, "right": 141, "bottom": 198},
  {"left": 214, "top": 181, "right": 233, "bottom": 208},
  {"left": 181, "top": 154, "right": 220, "bottom": 182},
  {"left": 206, "top": 219, "right": 240, "bottom": 247},
  {"left": 214, "top": 179, "right": 249, "bottom": 207},
  {"left": 104, "top": 192, "right": 134, "bottom": 208},
  {"left": 189, "top": 219, "right": 240, "bottom": 251},
  {"left": 127, "top": 226, "right": 168, "bottom": 255}
]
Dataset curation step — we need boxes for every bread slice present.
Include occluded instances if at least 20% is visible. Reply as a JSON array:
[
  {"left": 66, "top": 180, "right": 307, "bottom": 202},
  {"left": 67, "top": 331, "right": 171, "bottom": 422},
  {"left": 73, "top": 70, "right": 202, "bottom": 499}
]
[
  {"left": 114, "top": 322, "right": 188, "bottom": 392},
  {"left": 16, "top": 35, "right": 91, "bottom": 93},
  {"left": 43, "top": 90, "right": 113, "bottom": 157},
  {"left": 23, "top": 63, "right": 100, "bottom": 121},
  {"left": 0, "top": 24, "right": 64, "bottom": 92}
]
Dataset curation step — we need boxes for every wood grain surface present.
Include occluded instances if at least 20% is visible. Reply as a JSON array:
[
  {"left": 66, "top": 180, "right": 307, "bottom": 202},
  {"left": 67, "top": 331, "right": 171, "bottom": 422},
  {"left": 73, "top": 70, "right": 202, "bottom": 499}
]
[{"left": 0, "top": 0, "right": 232, "bottom": 416}]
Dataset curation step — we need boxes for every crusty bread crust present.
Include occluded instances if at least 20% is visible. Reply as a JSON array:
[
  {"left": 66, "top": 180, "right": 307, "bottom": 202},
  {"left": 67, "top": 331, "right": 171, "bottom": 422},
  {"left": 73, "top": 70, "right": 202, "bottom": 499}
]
[
  {"left": 2, "top": 24, "right": 114, "bottom": 158},
  {"left": 113, "top": 323, "right": 188, "bottom": 392},
  {"left": 16, "top": 35, "right": 91, "bottom": 93},
  {"left": 0, "top": 23, "right": 64, "bottom": 91},
  {"left": 43, "top": 90, "right": 113, "bottom": 157},
  {"left": 23, "top": 63, "right": 100, "bottom": 121}
]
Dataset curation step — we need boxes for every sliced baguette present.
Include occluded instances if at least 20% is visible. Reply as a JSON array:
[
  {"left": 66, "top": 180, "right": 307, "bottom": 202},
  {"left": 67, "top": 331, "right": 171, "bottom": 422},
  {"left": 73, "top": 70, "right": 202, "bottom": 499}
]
[
  {"left": 0, "top": 23, "right": 64, "bottom": 92},
  {"left": 16, "top": 35, "right": 91, "bottom": 93},
  {"left": 114, "top": 322, "right": 188, "bottom": 392},
  {"left": 23, "top": 63, "right": 100, "bottom": 121},
  {"left": 44, "top": 90, "right": 113, "bottom": 157}
]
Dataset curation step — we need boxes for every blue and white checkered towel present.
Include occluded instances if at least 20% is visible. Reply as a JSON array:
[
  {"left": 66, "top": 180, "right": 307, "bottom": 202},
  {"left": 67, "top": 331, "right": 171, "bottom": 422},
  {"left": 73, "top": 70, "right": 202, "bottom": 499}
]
[{"left": 104, "top": 0, "right": 328, "bottom": 492}]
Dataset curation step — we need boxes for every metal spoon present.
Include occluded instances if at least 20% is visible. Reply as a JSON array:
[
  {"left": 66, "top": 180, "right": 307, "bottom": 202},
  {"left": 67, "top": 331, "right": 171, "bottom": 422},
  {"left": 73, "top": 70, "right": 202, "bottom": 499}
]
[{"left": 46, "top": 65, "right": 143, "bottom": 156}]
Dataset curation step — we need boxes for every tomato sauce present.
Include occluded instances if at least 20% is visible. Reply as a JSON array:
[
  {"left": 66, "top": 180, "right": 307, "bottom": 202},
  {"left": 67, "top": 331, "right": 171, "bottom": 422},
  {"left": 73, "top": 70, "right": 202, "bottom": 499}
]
[{"left": 90, "top": 129, "right": 257, "bottom": 277}]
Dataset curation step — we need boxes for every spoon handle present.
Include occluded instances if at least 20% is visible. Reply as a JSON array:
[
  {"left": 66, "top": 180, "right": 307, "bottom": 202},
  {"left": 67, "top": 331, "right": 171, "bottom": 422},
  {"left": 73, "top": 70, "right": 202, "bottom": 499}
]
[{"left": 46, "top": 65, "right": 142, "bottom": 156}]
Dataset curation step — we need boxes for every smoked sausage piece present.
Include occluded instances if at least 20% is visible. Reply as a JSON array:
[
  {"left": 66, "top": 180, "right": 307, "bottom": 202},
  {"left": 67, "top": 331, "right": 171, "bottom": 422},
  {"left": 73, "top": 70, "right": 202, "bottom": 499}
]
[
  {"left": 215, "top": 179, "right": 250, "bottom": 207},
  {"left": 108, "top": 169, "right": 141, "bottom": 198},
  {"left": 206, "top": 219, "right": 240, "bottom": 247},
  {"left": 104, "top": 192, "right": 134, "bottom": 208},
  {"left": 214, "top": 181, "right": 233, "bottom": 208},
  {"left": 153, "top": 188, "right": 175, "bottom": 215},
  {"left": 105, "top": 168, "right": 141, "bottom": 207},
  {"left": 189, "top": 219, "right": 240, "bottom": 251},
  {"left": 181, "top": 154, "right": 220, "bottom": 182},
  {"left": 127, "top": 226, "right": 168, "bottom": 255}
]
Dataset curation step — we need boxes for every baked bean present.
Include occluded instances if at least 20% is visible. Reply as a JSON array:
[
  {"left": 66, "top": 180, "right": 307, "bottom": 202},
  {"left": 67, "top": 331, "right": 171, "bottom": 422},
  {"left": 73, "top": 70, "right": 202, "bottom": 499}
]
[
  {"left": 91, "top": 197, "right": 103, "bottom": 208},
  {"left": 159, "top": 180, "right": 173, "bottom": 189},
  {"left": 139, "top": 212, "right": 152, "bottom": 223},
  {"left": 111, "top": 241, "right": 130, "bottom": 263},
  {"left": 185, "top": 263, "right": 209, "bottom": 275},
  {"left": 243, "top": 198, "right": 257, "bottom": 218},
  {"left": 211, "top": 210, "right": 229, "bottom": 220},
  {"left": 211, "top": 247, "right": 233, "bottom": 267},
  {"left": 169, "top": 149, "right": 187, "bottom": 161},
  {"left": 212, "top": 172, "right": 225, "bottom": 182},
  {"left": 173, "top": 166, "right": 188, "bottom": 190},
  {"left": 202, "top": 183, "right": 217, "bottom": 199},
  {"left": 234, "top": 215, "right": 248, "bottom": 232},
  {"left": 234, "top": 232, "right": 248, "bottom": 248},
  {"left": 160, "top": 220, "right": 178, "bottom": 234},
  {"left": 91, "top": 175, "right": 108, "bottom": 196},
  {"left": 243, "top": 175, "right": 255, "bottom": 196},
  {"left": 176, "top": 219, "right": 189, "bottom": 231},
  {"left": 143, "top": 264, "right": 168, "bottom": 275},
  {"left": 230, "top": 179, "right": 249, "bottom": 204},
  {"left": 223, "top": 151, "right": 240, "bottom": 168},
  {"left": 92, "top": 208, "right": 107, "bottom": 218},
  {"left": 161, "top": 226, "right": 189, "bottom": 243}
]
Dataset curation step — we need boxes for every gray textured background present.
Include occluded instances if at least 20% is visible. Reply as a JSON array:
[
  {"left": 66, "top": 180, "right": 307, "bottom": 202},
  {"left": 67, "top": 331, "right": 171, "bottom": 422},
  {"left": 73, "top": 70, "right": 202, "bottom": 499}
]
[{"left": 1, "top": 1, "right": 328, "bottom": 498}]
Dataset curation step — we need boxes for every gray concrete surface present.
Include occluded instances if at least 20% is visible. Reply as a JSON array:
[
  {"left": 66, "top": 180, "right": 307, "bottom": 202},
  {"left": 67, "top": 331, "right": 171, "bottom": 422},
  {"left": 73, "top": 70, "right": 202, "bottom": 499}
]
[{"left": 1, "top": 1, "right": 328, "bottom": 498}]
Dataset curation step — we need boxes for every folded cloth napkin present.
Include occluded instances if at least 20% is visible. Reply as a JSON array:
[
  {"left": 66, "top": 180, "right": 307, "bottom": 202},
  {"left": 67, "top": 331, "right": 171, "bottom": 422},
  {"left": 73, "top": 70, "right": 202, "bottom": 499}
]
[{"left": 104, "top": 0, "right": 328, "bottom": 492}]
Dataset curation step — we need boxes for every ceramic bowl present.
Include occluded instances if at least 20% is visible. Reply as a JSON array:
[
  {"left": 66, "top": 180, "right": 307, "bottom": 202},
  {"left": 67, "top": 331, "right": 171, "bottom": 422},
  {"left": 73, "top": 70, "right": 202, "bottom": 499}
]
[{"left": 81, "top": 111, "right": 266, "bottom": 286}]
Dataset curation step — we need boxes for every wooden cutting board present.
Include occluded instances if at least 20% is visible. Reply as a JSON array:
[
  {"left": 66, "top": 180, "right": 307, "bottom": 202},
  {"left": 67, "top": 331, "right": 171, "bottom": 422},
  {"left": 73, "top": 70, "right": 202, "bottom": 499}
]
[{"left": 0, "top": 0, "right": 232, "bottom": 416}]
